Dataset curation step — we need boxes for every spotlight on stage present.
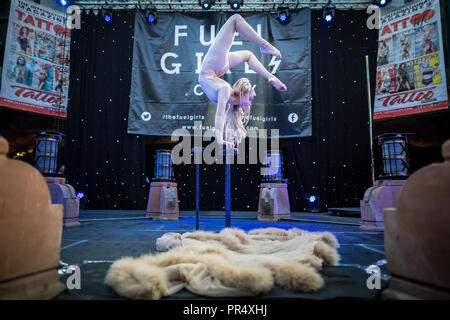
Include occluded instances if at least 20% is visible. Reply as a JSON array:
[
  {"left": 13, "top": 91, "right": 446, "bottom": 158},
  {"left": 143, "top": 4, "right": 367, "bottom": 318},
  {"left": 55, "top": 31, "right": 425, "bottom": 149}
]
[
  {"left": 307, "top": 195, "right": 320, "bottom": 213},
  {"left": 199, "top": 0, "right": 215, "bottom": 10},
  {"left": 376, "top": 133, "right": 412, "bottom": 179},
  {"left": 154, "top": 149, "right": 175, "bottom": 181},
  {"left": 32, "top": 131, "right": 64, "bottom": 177},
  {"left": 146, "top": 149, "right": 179, "bottom": 220},
  {"left": 258, "top": 150, "right": 292, "bottom": 222},
  {"left": 146, "top": 10, "right": 157, "bottom": 24},
  {"left": 323, "top": 4, "right": 335, "bottom": 23},
  {"left": 103, "top": 10, "right": 112, "bottom": 23},
  {"left": 77, "top": 191, "right": 88, "bottom": 210},
  {"left": 277, "top": 6, "right": 290, "bottom": 25},
  {"left": 261, "top": 150, "right": 284, "bottom": 183},
  {"left": 228, "top": 0, "right": 243, "bottom": 10},
  {"left": 375, "top": 0, "right": 392, "bottom": 7},
  {"left": 55, "top": 0, "right": 73, "bottom": 7}
]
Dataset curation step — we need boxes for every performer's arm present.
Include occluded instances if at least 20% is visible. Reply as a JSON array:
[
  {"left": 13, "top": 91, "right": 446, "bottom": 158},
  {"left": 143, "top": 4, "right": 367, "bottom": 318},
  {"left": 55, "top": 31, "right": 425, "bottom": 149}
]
[{"left": 215, "top": 85, "right": 234, "bottom": 149}]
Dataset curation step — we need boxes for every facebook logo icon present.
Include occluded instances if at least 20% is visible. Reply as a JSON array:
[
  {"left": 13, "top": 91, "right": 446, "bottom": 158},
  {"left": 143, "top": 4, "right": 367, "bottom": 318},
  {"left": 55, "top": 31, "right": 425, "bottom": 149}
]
[{"left": 288, "top": 113, "right": 298, "bottom": 123}]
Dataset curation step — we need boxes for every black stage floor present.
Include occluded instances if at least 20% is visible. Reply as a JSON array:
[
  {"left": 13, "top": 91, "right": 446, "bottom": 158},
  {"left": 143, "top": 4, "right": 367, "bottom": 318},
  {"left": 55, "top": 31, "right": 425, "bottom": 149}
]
[{"left": 54, "top": 210, "right": 388, "bottom": 300}]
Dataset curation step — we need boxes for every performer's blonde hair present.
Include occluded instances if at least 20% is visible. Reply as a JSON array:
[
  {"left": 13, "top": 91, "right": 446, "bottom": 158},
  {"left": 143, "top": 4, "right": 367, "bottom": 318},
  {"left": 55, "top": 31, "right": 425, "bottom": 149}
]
[{"left": 224, "top": 78, "right": 253, "bottom": 145}]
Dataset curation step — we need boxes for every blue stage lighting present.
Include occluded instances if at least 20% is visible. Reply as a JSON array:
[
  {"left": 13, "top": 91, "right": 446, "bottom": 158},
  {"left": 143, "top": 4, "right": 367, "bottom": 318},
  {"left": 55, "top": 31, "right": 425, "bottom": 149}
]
[
  {"left": 306, "top": 195, "right": 320, "bottom": 212},
  {"left": 76, "top": 192, "right": 85, "bottom": 199},
  {"left": 277, "top": 6, "right": 289, "bottom": 25},
  {"left": 199, "top": 0, "right": 215, "bottom": 10},
  {"left": 323, "top": 4, "right": 335, "bottom": 23},
  {"left": 146, "top": 10, "right": 157, "bottom": 24},
  {"left": 376, "top": 0, "right": 391, "bottom": 7},
  {"left": 103, "top": 10, "right": 112, "bottom": 23},
  {"left": 228, "top": 0, "right": 242, "bottom": 10},
  {"left": 56, "top": 0, "right": 74, "bottom": 6}
]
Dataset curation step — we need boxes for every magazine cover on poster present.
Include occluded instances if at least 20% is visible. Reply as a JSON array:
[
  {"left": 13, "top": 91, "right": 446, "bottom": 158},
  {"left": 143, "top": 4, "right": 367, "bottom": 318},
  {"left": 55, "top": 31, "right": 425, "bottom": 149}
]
[
  {"left": 374, "top": 0, "right": 448, "bottom": 119},
  {"left": 0, "top": 0, "right": 70, "bottom": 117}
]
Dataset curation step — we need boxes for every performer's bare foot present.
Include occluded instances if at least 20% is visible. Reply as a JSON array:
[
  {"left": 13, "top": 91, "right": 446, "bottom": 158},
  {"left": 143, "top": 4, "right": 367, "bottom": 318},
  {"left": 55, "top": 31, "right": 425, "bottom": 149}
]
[
  {"left": 260, "top": 40, "right": 282, "bottom": 59},
  {"left": 269, "top": 76, "right": 287, "bottom": 91}
]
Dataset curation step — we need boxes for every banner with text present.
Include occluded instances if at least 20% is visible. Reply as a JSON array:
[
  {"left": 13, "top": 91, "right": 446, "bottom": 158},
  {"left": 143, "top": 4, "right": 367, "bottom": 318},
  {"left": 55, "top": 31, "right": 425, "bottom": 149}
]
[
  {"left": 0, "top": 0, "right": 70, "bottom": 117},
  {"left": 374, "top": 0, "right": 448, "bottom": 119},
  {"left": 128, "top": 11, "right": 311, "bottom": 137}
]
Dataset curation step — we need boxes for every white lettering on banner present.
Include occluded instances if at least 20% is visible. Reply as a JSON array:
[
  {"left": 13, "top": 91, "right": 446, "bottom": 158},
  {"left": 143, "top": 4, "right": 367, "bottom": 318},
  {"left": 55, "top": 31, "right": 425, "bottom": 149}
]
[
  {"left": 195, "top": 52, "right": 203, "bottom": 74},
  {"left": 200, "top": 25, "right": 215, "bottom": 46},
  {"left": 245, "top": 62, "right": 256, "bottom": 74},
  {"left": 268, "top": 56, "right": 281, "bottom": 74},
  {"left": 174, "top": 25, "right": 188, "bottom": 46},
  {"left": 161, "top": 52, "right": 181, "bottom": 74},
  {"left": 194, "top": 84, "right": 204, "bottom": 96},
  {"left": 163, "top": 23, "right": 270, "bottom": 76},
  {"left": 232, "top": 32, "right": 243, "bottom": 46}
]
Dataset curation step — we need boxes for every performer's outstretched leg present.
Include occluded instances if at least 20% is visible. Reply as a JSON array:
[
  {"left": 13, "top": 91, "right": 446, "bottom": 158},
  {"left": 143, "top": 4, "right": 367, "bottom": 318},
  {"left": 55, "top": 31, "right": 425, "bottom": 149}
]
[
  {"left": 228, "top": 50, "right": 287, "bottom": 91},
  {"left": 204, "top": 14, "right": 281, "bottom": 70}
]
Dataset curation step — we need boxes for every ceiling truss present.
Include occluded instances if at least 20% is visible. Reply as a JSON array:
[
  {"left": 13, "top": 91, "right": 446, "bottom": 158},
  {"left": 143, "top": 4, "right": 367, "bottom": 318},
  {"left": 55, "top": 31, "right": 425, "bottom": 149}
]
[{"left": 73, "top": 1, "right": 374, "bottom": 12}]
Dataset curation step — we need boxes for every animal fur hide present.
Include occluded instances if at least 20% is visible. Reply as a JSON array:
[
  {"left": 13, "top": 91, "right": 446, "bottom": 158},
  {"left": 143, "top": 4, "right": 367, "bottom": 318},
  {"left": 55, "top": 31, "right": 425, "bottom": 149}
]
[{"left": 104, "top": 227, "right": 340, "bottom": 299}]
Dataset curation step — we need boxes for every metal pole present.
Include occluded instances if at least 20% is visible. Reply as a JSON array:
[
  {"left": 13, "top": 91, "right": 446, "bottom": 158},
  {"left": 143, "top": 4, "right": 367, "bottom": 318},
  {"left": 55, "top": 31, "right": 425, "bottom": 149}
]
[
  {"left": 365, "top": 55, "right": 375, "bottom": 185},
  {"left": 196, "top": 161, "right": 199, "bottom": 230},
  {"left": 224, "top": 150, "right": 232, "bottom": 228},
  {"left": 192, "top": 147, "right": 202, "bottom": 230}
]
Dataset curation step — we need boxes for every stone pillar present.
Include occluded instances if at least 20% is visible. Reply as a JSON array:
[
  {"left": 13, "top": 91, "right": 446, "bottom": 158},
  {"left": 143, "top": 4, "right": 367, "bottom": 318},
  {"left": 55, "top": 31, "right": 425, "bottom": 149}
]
[
  {"left": 381, "top": 140, "right": 450, "bottom": 299},
  {"left": 0, "top": 136, "right": 65, "bottom": 299},
  {"left": 257, "top": 182, "right": 291, "bottom": 222},
  {"left": 45, "top": 176, "right": 80, "bottom": 227},
  {"left": 146, "top": 181, "right": 179, "bottom": 220},
  {"left": 359, "top": 179, "right": 406, "bottom": 232}
]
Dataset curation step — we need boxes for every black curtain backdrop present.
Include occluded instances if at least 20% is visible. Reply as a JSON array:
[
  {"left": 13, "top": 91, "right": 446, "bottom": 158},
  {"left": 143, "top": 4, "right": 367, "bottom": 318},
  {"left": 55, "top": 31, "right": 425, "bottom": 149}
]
[
  {"left": 285, "top": 11, "right": 378, "bottom": 211},
  {"left": 65, "top": 11, "right": 147, "bottom": 209},
  {"left": 65, "top": 9, "right": 378, "bottom": 211}
]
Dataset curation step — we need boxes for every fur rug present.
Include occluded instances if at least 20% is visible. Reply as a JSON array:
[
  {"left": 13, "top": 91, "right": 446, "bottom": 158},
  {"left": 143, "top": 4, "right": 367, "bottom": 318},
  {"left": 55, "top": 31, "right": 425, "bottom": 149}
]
[{"left": 104, "top": 227, "right": 340, "bottom": 299}]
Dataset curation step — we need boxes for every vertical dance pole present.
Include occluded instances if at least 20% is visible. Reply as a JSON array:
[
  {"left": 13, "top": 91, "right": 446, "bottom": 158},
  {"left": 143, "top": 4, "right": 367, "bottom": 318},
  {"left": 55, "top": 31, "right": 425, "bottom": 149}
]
[
  {"left": 365, "top": 55, "right": 375, "bottom": 185},
  {"left": 224, "top": 148, "right": 233, "bottom": 228},
  {"left": 192, "top": 147, "right": 202, "bottom": 230},
  {"left": 196, "top": 160, "right": 200, "bottom": 230}
]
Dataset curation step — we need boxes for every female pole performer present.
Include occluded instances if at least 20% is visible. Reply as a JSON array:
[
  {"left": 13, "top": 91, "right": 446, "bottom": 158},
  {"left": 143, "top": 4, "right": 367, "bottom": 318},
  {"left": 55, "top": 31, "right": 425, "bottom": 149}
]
[{"left": 199, "top": 14, "right": 287, "bottom": 149}]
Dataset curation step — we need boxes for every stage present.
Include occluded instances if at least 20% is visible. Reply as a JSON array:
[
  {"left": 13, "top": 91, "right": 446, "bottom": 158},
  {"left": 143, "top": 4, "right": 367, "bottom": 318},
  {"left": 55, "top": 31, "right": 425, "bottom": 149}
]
[{"left": 55, "top": 210, "right": 388, "bottom": 300}]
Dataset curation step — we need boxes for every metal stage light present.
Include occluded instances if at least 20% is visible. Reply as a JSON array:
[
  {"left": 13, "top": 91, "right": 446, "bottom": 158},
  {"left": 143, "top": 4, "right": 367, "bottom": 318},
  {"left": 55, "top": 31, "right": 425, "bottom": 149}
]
[
  {"left": 55, "top": 0, "right": 74, "bottom": 7},
  {"left": 277, "top": 6, "right": 290, "bottom": 25},
  {"left": 306, "top": 194, "right": 320, "bottom": 213},
  {"left": 258, "top": 150, "right": 291, "bottom": 222},
  {"left": 323, "top": 3, "right": 335, "bottom": 23},
  {"left": 153, "top": 149, "right": 175, "bottom": 181},
  {"left": 228, "top": 0, "right": 243, "bottom": 10},
  {"left": 146, "top": 10, "right": 157, "bottom": 24},
  {"left": 199, "top": 0, "right": 215, "bottom": 10},
  {"left": 32, "top": 131, "right": 64, "bottom": 177},
  {"left": 375, "top": 0, "right": 392, "bottom": 7},
  {"left": 147, "top": 149, "right": 179, "bottom": 220},
  {"left": 376, "top": 133, "right": 412, "bottom": 179},
  {"left": 261, "top": 150, "right": 285, "bottom": 183},
  {"left": 103, "top": 10, "right": 112, "bottom": 23}
]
